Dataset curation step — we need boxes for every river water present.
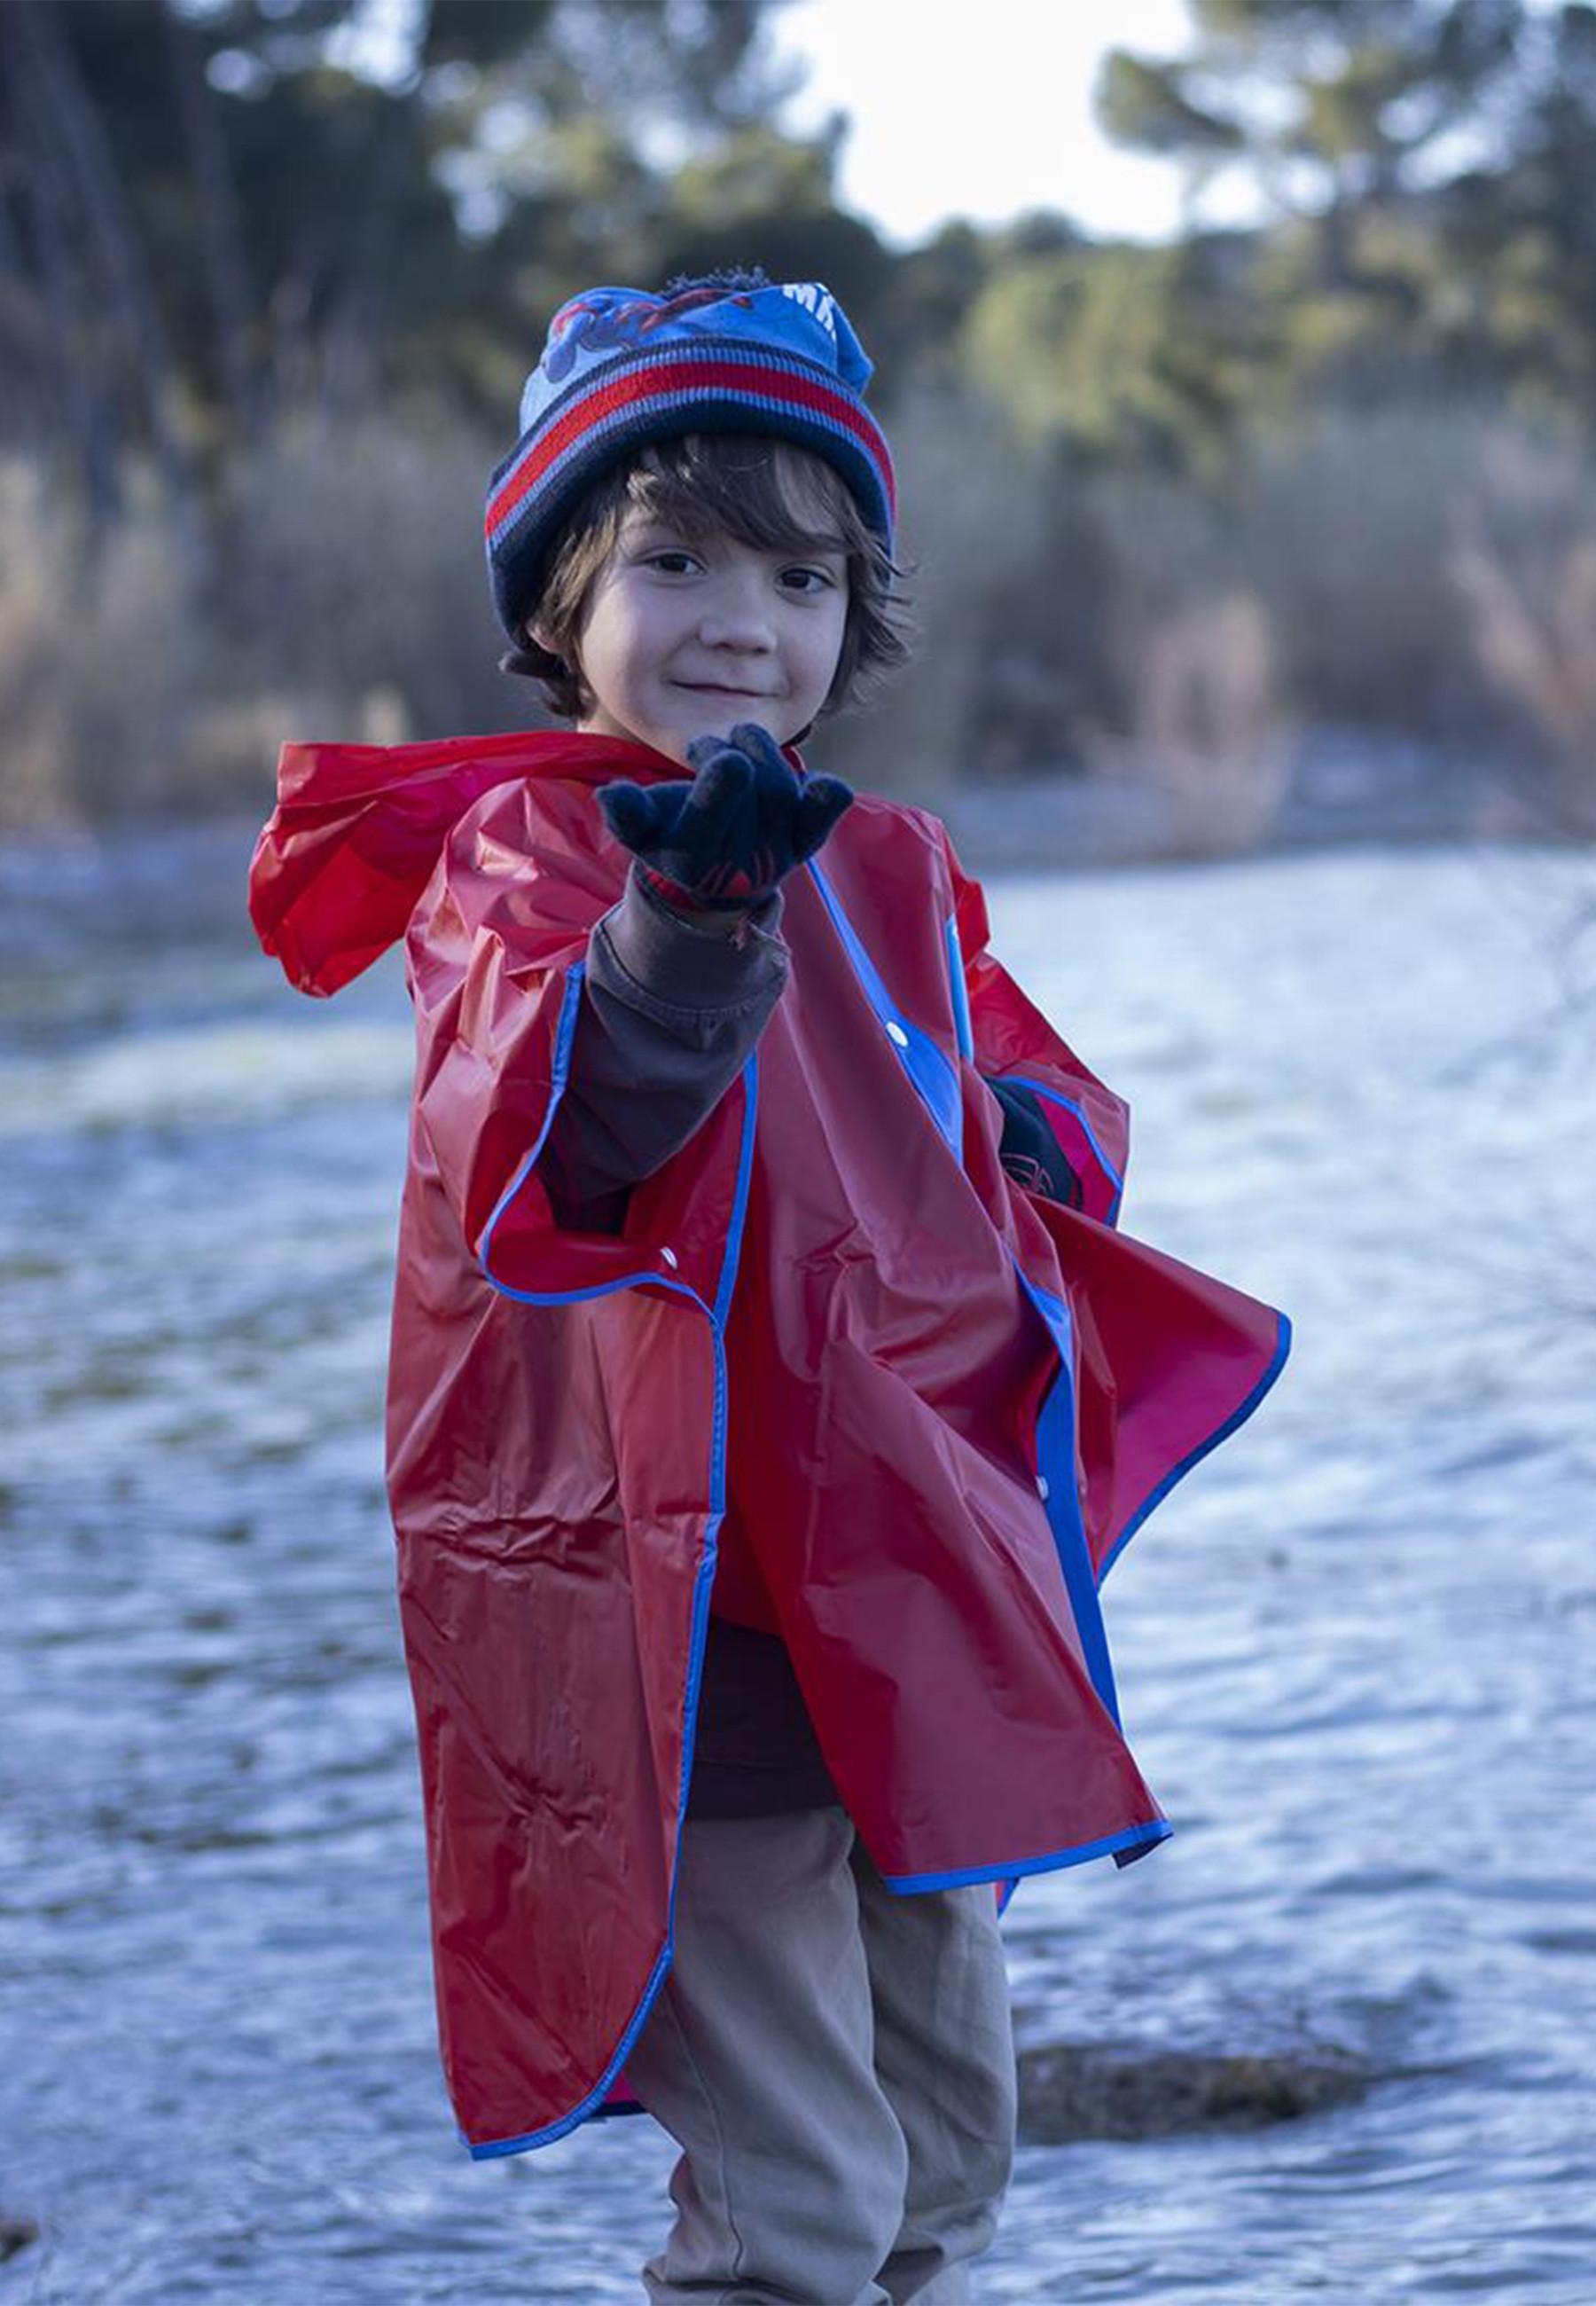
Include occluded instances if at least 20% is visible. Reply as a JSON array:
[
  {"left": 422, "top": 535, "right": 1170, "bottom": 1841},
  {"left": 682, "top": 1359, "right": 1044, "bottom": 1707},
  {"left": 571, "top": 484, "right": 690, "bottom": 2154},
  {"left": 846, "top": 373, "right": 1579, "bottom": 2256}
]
[{"left": 1, "top": 827, "right": 1593, "bottom": 2303}]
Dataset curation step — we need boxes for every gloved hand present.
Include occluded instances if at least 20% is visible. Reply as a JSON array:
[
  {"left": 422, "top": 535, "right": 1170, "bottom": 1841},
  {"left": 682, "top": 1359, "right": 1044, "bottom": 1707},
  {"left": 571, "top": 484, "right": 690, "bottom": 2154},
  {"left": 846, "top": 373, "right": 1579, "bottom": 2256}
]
[
  {"left": 597, "top": 721, "right": 853, "bottom": 913},
  {"left": 986, "top": 1077, "right": 1083, "bottom": 1208}
]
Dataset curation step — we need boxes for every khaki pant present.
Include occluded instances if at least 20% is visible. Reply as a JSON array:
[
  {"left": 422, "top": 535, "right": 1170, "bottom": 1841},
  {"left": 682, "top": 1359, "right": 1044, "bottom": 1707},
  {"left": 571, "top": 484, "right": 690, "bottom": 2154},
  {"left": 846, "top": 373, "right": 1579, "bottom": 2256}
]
[{"left": 623, "top": 1807, "right": 1017, "bottom": 2304}]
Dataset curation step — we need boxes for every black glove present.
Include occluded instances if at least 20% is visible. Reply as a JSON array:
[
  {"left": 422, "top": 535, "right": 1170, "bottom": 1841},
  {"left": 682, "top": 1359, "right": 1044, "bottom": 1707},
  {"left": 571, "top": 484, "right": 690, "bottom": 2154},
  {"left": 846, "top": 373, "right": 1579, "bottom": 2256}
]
[
  {"left": 597, "top": 721, "right": 853, "bottom": 912},
  {"left": 986, "top": 1078, "right": 1083, "bottom": 1208}
]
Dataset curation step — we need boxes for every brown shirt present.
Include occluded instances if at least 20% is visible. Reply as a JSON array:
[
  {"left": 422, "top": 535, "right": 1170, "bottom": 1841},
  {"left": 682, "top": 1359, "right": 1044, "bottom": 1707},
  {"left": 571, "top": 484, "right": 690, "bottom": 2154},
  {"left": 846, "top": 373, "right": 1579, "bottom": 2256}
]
[{"left": 537, "top": 865, "right": 841, "bottom": 1818}]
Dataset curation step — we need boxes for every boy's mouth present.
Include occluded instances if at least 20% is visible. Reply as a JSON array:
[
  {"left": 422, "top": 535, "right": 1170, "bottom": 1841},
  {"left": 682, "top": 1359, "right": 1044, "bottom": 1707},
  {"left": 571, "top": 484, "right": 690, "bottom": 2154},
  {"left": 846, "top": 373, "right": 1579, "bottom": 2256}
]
[{"left": 673, "top": 680, "right": 771, "bottom": 699}]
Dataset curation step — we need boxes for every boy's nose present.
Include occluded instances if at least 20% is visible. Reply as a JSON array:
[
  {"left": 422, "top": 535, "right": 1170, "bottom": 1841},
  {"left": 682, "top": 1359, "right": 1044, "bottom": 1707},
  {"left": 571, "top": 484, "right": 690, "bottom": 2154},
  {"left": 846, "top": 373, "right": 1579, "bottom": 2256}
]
[{"left": 696, "top": 572, "right": 776, "bottom": 651}]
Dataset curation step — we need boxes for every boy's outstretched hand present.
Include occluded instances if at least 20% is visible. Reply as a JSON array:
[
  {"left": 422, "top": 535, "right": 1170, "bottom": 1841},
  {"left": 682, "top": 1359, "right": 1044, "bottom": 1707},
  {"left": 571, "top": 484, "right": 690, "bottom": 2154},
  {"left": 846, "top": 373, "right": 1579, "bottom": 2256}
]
[{"left": 598, "top": 722, "right": 854, "bottom": 912}]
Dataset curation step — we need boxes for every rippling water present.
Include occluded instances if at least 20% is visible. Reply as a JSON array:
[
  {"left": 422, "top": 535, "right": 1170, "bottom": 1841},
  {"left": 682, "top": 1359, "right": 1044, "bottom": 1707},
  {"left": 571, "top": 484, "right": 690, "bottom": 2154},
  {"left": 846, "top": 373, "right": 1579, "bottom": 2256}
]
[{"left": 3, "top": 827, "right": 1594, "bottom": 2302}]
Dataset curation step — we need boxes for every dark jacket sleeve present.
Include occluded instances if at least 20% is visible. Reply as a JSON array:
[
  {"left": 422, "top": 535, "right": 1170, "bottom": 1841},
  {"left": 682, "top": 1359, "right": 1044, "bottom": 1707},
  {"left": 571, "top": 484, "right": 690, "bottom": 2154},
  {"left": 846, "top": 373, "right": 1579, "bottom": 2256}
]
[{"left": 536, "top": 863, "right": 788, "bottom": 1228}]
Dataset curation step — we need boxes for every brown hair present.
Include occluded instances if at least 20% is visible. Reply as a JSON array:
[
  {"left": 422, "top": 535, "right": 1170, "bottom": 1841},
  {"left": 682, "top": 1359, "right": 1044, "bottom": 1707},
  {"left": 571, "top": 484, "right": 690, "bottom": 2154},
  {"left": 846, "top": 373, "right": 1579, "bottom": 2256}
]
[{"left": 499, "top": 433, "right": 911, "bottom": 723}]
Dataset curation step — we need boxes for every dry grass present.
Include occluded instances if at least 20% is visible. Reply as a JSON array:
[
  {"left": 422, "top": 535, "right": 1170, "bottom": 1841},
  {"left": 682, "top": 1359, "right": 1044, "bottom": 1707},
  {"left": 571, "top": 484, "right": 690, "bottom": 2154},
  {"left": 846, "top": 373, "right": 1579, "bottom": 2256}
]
[
  {"left": 1070, "top": 470, "right": 1295, "bottom": 852},
  {"left": 809, "top": 383, "right": 1051, "bottom": 793},
  {"left": 1232, "top": 404, "right": 1490, "bottom": 736},
  {"left": 1088, "top": 589, "right": 1294, "bottom": 853},
  {"left": 3, "top": 398, "right": 1595, "bottom": 839},
  {"left": 216, "top": 407, "right": 523, "bottom": 744},
  {"left": 1448, "top": 429, "right": 1596, "bottom": 835},
  {"left": 0, "top": 418, "right": 529, "bottom": 830}
]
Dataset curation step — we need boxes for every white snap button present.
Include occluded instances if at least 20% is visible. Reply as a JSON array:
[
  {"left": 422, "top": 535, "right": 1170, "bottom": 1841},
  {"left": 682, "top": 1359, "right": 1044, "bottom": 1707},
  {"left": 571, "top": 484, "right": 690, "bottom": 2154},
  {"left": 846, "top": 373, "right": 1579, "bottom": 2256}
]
[
  {"left": 886, "top": 1020, "right": 909, "bottom": 1047},
  {"left": 661, "top": 1246, "right": 678, "bottom": 1270},
  {"left": 1037, "top": 1475, "right": 1050, "bottom": 1502}
]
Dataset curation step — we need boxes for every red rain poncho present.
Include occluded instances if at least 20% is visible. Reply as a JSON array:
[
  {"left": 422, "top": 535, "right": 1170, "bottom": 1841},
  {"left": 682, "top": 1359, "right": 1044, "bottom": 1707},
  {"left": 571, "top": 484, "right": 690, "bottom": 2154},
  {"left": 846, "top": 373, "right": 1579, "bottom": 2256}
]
[{"left": 249, "top": 727, "right": 1288, "bottom": 2158}]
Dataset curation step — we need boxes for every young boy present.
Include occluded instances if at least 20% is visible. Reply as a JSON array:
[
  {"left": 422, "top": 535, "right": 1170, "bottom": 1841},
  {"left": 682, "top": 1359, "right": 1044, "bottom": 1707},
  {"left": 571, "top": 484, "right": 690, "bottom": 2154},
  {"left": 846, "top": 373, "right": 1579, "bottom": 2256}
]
[{"left": 250, "top": 271, "right": 1288, "bottom": 2303}]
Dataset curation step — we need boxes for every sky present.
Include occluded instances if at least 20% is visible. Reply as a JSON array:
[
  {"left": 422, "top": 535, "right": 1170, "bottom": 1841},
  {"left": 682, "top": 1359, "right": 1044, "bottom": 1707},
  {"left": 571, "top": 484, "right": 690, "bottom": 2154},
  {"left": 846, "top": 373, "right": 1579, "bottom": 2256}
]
[
  {"left": 324, "top": 0, "right": 1560, "bottom": 251},
  {"left": 767, "top": 0, "right": 1221, "bottom": 247},
  {"left": 319, "top": 0, "right": 1214, "bottom": 247}
]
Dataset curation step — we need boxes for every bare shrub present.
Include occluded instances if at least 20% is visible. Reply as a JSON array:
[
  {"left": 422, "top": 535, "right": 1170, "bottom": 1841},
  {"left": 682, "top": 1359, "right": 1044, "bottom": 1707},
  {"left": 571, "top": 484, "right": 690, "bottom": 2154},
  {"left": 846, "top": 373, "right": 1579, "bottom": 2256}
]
[
  {"left": 1076, "top": 471, "right": 1295, "bottom": 852},
  {"left": 0, "top": 459, "right": 78, "bottom": 828},
  {"left": 0, "top": 414, "right": 535, "bottom": 827},
  {"left": 1232, "top": 404, "right": 1492, "bottom": 739},
  {"left": 813, "top": 385, "right": 1052, "bottom": 793},
  {"left": 71, "top": 490, "right": 210, "bottom": 815},
  {"left": 1448, "top": 429, "right": 1596, "bottom": 836},
  {"left": 0, "top": 457, "right": 207, "bottom": 826},
  {"left": 1136, "top": 591, "right": 1292, "bottom": 849},
  {"left": 218, "top": 406, "right": 525, "bottom": 744},
  {"left": 824, "top": 405, "right": 1296, "bottom": 835}
]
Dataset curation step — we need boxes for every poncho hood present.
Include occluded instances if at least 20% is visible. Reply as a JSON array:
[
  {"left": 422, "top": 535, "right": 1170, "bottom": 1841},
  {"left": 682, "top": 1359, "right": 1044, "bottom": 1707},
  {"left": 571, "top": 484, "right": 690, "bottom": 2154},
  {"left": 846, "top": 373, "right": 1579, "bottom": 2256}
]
[{"left": 249, "top": 726, "right": 692, "bottom": 997}]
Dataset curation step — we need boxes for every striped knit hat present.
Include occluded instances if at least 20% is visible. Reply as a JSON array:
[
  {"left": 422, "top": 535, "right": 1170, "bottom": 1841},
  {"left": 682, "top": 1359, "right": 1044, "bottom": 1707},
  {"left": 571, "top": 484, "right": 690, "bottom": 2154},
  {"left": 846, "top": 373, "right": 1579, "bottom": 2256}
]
[{"left": 484, "top": 269, "right": 896, "bottom": 644}]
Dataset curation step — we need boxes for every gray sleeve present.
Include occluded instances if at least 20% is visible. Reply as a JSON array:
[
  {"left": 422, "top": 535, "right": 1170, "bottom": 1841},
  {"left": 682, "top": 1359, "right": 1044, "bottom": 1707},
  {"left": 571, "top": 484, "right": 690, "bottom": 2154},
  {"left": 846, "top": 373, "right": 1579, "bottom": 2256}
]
[{"left": 536, "top": 864, "right": 788, "bottom": 1227}]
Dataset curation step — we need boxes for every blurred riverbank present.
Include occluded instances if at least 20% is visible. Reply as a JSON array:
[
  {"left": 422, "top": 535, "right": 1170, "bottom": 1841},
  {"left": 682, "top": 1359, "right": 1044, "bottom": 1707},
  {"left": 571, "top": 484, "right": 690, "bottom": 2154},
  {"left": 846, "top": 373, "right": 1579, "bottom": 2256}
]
[
  {"left": 935, "top": 726, "right": 1567, "bottom": 869},
  {"left": 0, "top": 723, "right": 1586, "bottom": 952}
]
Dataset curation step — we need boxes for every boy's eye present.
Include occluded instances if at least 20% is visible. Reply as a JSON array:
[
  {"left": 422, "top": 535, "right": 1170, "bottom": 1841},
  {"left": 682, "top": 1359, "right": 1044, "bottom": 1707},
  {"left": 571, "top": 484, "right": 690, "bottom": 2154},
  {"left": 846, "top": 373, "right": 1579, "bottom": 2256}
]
[
  {"left": 778, "top": 565, "right": 839, "bottom": 594},
  {"left": 645, "top": 549, "right": 700, "bottom": 576}
]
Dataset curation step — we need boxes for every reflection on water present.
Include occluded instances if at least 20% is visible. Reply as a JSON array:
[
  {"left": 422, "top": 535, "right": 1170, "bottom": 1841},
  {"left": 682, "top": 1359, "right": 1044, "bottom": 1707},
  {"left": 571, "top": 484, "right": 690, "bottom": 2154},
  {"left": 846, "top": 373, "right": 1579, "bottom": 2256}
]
[{"left": 2, "top": 827, "right": 1594, "bottom": 2302}]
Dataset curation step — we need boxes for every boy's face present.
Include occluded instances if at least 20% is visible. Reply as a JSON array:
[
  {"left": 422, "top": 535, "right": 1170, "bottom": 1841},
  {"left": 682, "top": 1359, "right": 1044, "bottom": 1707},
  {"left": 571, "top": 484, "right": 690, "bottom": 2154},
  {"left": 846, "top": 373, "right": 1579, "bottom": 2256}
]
[{"left": 549, "top": 500, "right": 850, "bottom": 765}]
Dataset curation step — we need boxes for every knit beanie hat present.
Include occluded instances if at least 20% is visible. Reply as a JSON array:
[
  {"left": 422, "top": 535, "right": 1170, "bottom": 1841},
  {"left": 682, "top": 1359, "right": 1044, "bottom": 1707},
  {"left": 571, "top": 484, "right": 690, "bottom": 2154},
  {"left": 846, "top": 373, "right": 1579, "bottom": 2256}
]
[{"left": 483, "top": 267, "right": 896, "bottom": 645}]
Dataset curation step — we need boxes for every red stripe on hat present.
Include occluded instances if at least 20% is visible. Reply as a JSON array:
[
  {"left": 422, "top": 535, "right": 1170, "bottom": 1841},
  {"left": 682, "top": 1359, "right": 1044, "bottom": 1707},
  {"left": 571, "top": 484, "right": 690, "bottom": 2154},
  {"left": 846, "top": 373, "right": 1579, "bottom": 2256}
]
[{"left": 486, "top": 357, "right": 895, "bottom": 538}]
